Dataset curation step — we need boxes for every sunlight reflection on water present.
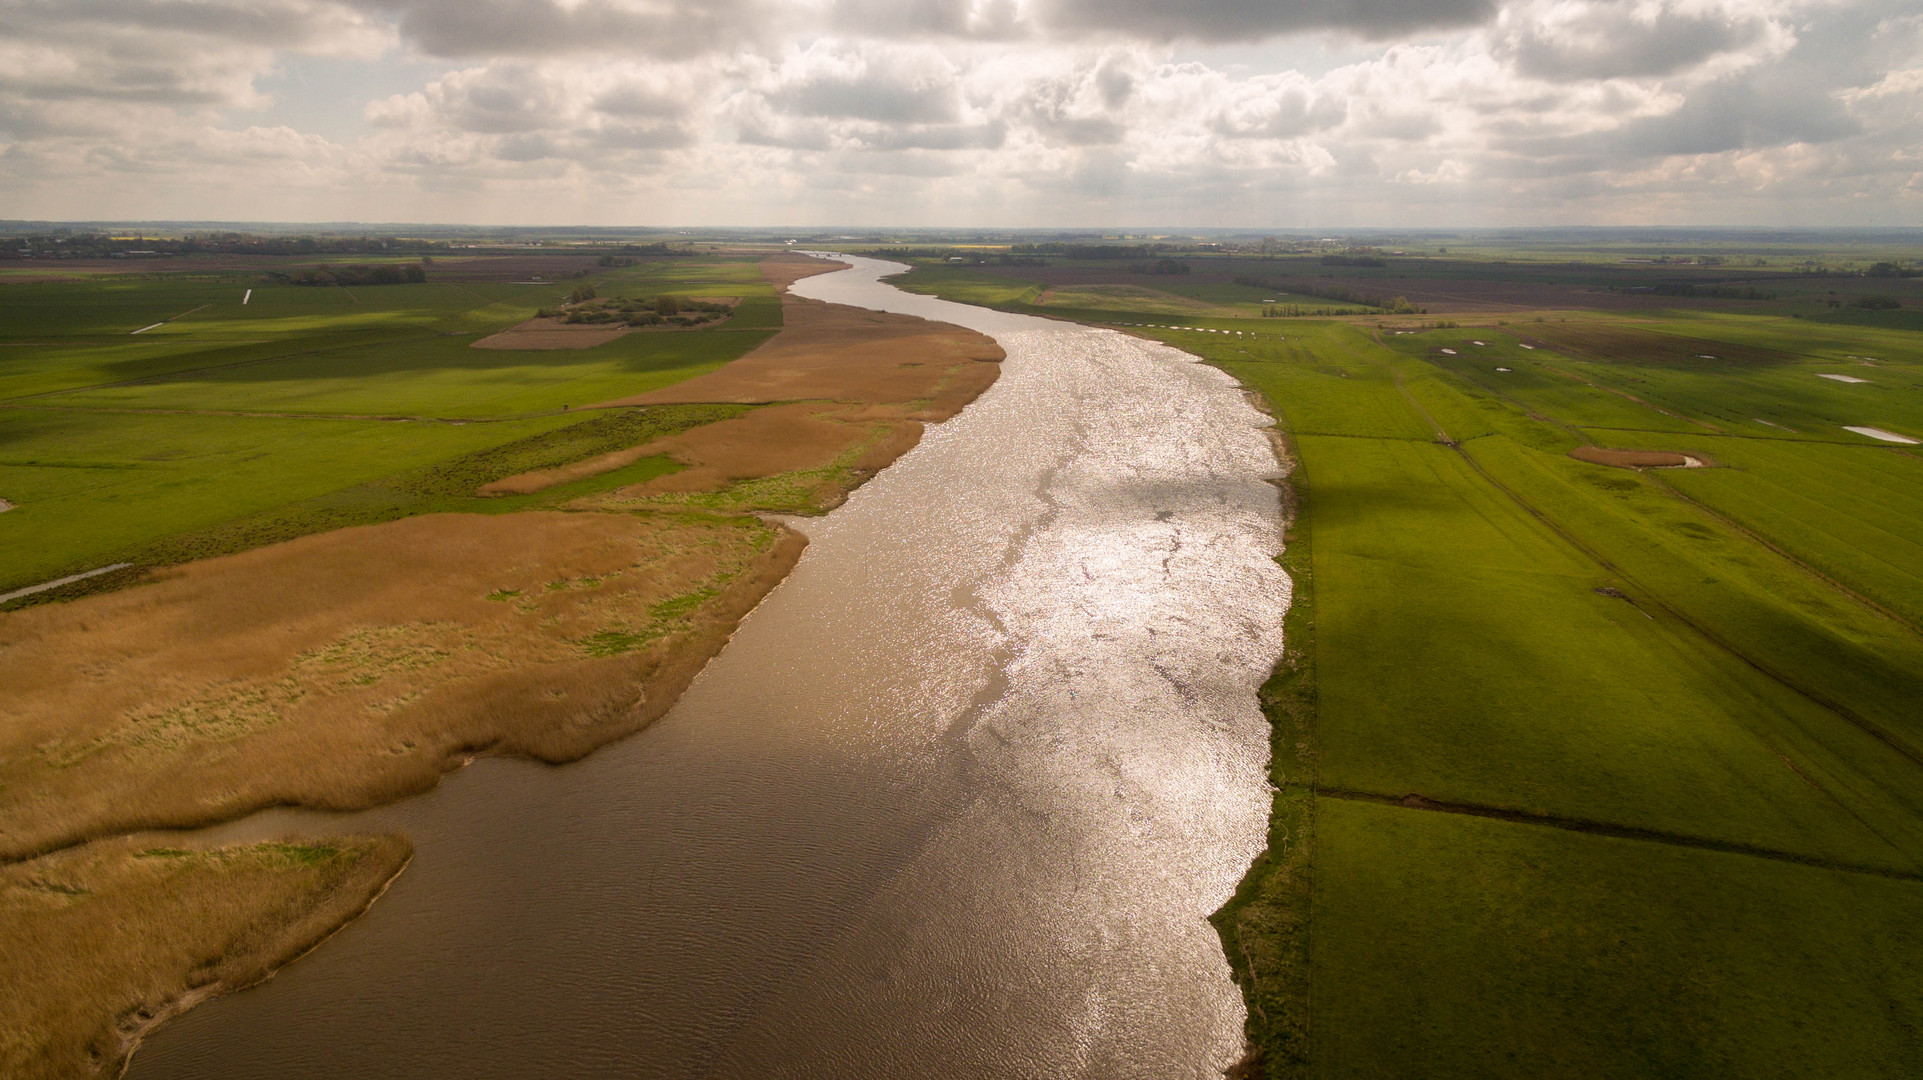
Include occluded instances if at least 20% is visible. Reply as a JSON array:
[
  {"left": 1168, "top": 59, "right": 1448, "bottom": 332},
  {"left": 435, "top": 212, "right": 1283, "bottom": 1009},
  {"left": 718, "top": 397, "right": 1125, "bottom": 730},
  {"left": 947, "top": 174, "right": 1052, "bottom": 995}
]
[{"left": 128, "top": 255, "right": 1289, "bottom": 1080}]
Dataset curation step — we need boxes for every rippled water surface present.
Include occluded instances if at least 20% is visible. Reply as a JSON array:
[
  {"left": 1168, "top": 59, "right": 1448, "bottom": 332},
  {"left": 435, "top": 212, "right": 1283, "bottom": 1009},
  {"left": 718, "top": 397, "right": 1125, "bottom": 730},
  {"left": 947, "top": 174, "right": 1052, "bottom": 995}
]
[{"left": 128, "top": 256, "right": 1290, "bottom": 1079}]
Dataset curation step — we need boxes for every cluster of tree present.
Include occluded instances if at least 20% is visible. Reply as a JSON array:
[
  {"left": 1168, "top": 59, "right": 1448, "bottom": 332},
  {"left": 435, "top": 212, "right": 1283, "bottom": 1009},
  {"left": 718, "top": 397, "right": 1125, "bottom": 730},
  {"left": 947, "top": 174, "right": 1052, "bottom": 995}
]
[
  {"left": 597, "top": 255, "right": 637, "bottom": 267},
  {"left": 857, "top": 247, "right": 967, "bottom": 259},
  {"left": 1235, "top": 274, "right": 1425, "bottom": 314},
  {"left": 1867, "top": 262, "right": 1921, "bottom": 278},
  {"left": 1010, "top": 243, "right": 1177, "bottom": 260},
  {"left": 542, "top": 293, "right": 733, "bottom": 327},
  {"left": 1261, "top": 304, "right": 1375, "bottom": 318},
  {"left": 602, "top": 243, "right": 694, "bottom": 257},
  {"left": 276, "top": 263, "right": 427, "bottom": 286},
  {"left": 1637, "top": 283, "right": 1780, "bottom": 300},
  {"left": 6, "top": 233, "right": 457, "bottom": 260},
  {"left": 1857, "top": 295, "right": 1905, "bottom": 309},
  {"left": 1320, "top": 254, "right": 1387, "bottom": 268},
  {"left": 854, "top": 248, "right": 1048, "bottom": 267},
  {"left": 1129, "top": 258, "right": 1191, "bottom": 276}
]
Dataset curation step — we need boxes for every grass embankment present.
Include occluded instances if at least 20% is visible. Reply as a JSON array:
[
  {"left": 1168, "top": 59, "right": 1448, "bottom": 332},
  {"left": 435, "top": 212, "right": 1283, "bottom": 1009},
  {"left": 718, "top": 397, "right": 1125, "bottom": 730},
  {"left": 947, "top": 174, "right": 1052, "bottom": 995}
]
[
  {"left": 2, "top": 836, "right": 410, "bottom": 1080},
  {"left": 1, "top": 253, "right": 1003, "bottom": 1075},
  {"left": 901, "top": 266, "right": 1923, "bottom": 1076}
]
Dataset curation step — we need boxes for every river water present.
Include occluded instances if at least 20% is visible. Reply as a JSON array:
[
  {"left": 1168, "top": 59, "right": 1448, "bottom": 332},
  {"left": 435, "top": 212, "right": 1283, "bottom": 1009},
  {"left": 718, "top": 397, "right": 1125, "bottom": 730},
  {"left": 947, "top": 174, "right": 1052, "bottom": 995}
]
[{"left": 127, "top": 256, "right": 1290, "bottom": 1079}]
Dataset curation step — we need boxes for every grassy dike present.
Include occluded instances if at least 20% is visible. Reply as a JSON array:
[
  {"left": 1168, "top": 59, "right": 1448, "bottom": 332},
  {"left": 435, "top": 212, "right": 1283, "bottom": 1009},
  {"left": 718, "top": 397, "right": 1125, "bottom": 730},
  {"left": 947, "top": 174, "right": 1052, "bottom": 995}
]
[{"left": 892, "top": 263, "right": 1923, "bottom": 1076}]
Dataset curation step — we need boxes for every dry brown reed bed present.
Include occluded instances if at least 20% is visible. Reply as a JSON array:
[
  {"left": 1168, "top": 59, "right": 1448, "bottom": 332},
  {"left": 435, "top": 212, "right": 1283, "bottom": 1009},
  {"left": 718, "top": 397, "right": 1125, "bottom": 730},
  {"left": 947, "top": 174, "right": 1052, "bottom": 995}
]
[
  {"left": 486, "top": 254, "right": 1003, "bottom": 509},
  {"left": 1, "top": 835, "right": 410, "bottom": 1080},
  {"left": 596, "top": 294, "right": 1003, "bottom": 419},
  {"left": 0, "top": 510, "right": 803, "bottom": 861},
  {"left": 0, "top": 251, "right": 1001, "bottom": 1076}
]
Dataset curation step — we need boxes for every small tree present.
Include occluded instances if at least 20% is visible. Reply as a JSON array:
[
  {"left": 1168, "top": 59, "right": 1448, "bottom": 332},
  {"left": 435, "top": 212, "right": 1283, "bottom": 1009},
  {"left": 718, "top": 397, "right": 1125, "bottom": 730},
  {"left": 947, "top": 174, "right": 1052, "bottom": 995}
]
[
  {"left": 568, "top": 283, "right": 597, "bottom": 304},
  {"left": 654, "top": 294, "right": 680, "bottom": 316}
]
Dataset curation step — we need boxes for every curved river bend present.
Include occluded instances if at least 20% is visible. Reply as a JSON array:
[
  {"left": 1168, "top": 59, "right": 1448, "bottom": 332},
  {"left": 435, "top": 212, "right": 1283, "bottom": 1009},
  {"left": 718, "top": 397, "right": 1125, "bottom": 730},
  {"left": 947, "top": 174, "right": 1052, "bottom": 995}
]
[{"left": 129, "top": 256, "right": 1290, "bottom": 1079}]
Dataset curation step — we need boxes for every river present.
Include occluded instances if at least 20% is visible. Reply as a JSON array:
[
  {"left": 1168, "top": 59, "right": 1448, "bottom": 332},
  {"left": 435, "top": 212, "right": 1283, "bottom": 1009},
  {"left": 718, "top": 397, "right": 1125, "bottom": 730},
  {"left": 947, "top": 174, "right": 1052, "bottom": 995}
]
[{"left": 127, "top": 255, "right": 1290, "bottom": 1079}]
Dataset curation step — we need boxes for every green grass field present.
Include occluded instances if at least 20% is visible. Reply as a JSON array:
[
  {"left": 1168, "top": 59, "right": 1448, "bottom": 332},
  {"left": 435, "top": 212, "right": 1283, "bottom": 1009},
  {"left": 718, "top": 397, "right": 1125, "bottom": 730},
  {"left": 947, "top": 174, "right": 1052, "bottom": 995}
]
[
  {"left": 903, "top": 267, "right": 1923, "bottom": 1076},
  {"left": 0, "top": 258, "right": 780, "bottom": 595}
]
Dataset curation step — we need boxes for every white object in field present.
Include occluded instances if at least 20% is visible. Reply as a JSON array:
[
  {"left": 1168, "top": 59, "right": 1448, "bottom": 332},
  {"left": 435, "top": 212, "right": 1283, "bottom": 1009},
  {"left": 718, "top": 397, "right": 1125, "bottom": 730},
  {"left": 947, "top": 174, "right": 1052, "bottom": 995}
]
[
  {"left": 1695, "top": 354, "right": 1719, "bottom": 359},
  {"left": 1495, "top": 367, "right": 1512, "bottom": 373},
  {"left": 242, "top": 289, "right": 252, "bottom": 305},
  {"left": 1519, "top": 343, "right": 1535, "bottom": 349},
  {"left": 1439, "top": 348, "right": 1457, "bottom": 355},
  {"left": 1844, "top": 426, "right": 1918, "bottom": 444},
  {"left": 1472, "top": 340, "right": 1487, "bottom": 346},
  {"left": 130, "top": 323, "right": 164, "bottom": 334},
  {"left": 1817, "top": 373, "right": 1867, "bottom": 384}
]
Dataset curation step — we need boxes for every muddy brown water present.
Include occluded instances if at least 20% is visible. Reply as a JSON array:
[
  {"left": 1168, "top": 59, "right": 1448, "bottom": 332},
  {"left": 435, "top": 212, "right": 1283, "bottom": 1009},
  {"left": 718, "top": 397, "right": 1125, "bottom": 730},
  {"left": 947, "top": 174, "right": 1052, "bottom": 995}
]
[{"left": 126, "top": 256, "right": 1290, "bottom": 1079}]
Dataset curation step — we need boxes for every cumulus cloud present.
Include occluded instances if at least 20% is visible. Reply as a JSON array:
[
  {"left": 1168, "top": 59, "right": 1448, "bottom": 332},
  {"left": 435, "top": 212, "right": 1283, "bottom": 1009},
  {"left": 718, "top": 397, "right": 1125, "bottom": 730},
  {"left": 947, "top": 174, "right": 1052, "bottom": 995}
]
[
  {"left": 1494, "top": 0, "right": 1781, "bottom": 82},
  {"left": 344, "top": 0, "right": 773, "bottom": 58},
  {"left": 1034, "top": 0, "right": 1500, "bottom": 42},
  {"left": 0, "top": 0, "right": 1917, "bottom": 224}
]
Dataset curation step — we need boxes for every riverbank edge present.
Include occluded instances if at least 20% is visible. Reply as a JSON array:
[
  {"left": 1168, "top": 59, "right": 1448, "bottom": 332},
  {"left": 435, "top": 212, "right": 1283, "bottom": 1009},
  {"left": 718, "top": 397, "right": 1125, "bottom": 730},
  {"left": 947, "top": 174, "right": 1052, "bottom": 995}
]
[
  {"left": 1206, "top": 406, "right": 1316, "bottom": 1080},
  {"left": 106, "top": 836, "right": 414, "bottom": 1080}
]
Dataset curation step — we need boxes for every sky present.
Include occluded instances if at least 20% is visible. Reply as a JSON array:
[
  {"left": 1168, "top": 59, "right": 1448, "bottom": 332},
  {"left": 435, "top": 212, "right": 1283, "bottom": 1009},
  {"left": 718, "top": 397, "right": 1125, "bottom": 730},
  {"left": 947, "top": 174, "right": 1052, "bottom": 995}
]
[{"left": 1, "top": 0, "right": 1920, "bottom": 227}]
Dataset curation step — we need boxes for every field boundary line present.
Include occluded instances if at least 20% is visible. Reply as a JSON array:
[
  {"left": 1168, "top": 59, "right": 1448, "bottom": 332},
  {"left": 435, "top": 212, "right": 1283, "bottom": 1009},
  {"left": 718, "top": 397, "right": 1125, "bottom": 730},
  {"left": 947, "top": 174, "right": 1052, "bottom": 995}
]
[
  {"left": 1646, "top": 472, "right": 1923, "bottom": 640},
  {"left": 1317, "top": 787, "right": 1923, "bottom": 882},
  {"left": 0, "top": 563, "right": 132, "bottom": 605},
  {"left": 1374, "top": 343, "right": 1923, "bottom": 770},
  {"left": 1448, "top": 437, "right": 1923, "bottom": 770}
]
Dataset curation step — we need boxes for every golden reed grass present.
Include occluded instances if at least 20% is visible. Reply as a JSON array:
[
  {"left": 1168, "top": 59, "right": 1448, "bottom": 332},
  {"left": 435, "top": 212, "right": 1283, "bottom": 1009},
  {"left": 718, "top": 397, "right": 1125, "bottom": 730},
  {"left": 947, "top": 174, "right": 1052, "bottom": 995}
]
[{"left": 0, "top": 253, "right": 1001, "bottom": 1077}]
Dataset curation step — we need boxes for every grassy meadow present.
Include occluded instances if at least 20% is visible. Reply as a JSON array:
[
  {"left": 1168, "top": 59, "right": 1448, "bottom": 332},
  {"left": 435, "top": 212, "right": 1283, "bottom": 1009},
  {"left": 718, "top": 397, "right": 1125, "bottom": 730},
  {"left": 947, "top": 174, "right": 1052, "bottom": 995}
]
[
  {"left": 897, "top": 257, "right": 1923, "bottom": 1076},
  {"left": 0, "top": 256, "right": 781, "bottom": 596}
]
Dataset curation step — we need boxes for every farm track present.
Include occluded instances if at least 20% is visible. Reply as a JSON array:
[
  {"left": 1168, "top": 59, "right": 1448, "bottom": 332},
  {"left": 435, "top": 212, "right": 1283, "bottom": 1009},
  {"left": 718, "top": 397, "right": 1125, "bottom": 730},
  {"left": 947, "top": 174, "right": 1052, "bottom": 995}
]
[
  {"left": 1644, "top": 471, "right": 1923, "bottom": 640},
  {"left": 1313, "top": 787, "right": 1923, "bottom": 882}
]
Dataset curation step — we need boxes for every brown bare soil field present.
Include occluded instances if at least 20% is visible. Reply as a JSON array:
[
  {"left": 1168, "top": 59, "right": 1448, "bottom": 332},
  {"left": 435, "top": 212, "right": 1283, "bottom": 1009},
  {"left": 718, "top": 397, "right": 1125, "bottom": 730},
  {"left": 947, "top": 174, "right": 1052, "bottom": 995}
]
[
  {"left": 2, "top": 835, "right": 409, "bottom": 1080},
  {"left": 0, "top": 510, "right": 802, "bottom": 861},
  {"left": 470, "top": 317, "right": 633, "bottom": 350},
  {"left": 619, "top": 403, "right": 877, "bottom": 493},
  {"left": 1571, "top": 446, "right": 1693, "bottom": 469},
  {"left": 475, "top": 445, "right": 661, "bottom": 495},
  {"left": 759, "top": 252, "right": 849, "bottom": 288},
  {"left": 1515, "top": 322, "right": 1804, "bottom": 365},
  {"left": 600, "top": 296, "right": 1003, "bottom": 420}
]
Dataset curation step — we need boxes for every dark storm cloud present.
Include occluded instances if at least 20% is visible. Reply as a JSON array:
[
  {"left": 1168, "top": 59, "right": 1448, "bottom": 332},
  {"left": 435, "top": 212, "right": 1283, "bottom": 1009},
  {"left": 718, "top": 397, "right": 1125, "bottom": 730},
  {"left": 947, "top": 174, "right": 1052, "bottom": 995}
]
[
  {"left": 1033, "top": 0, "right": 1498, "bottom": 43},
  {"left": 1499, "top": 5, "right": 1768, "bottom": 82},
  {"left": 345, "top": 0, "right": 766, "bottom": 58}
]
